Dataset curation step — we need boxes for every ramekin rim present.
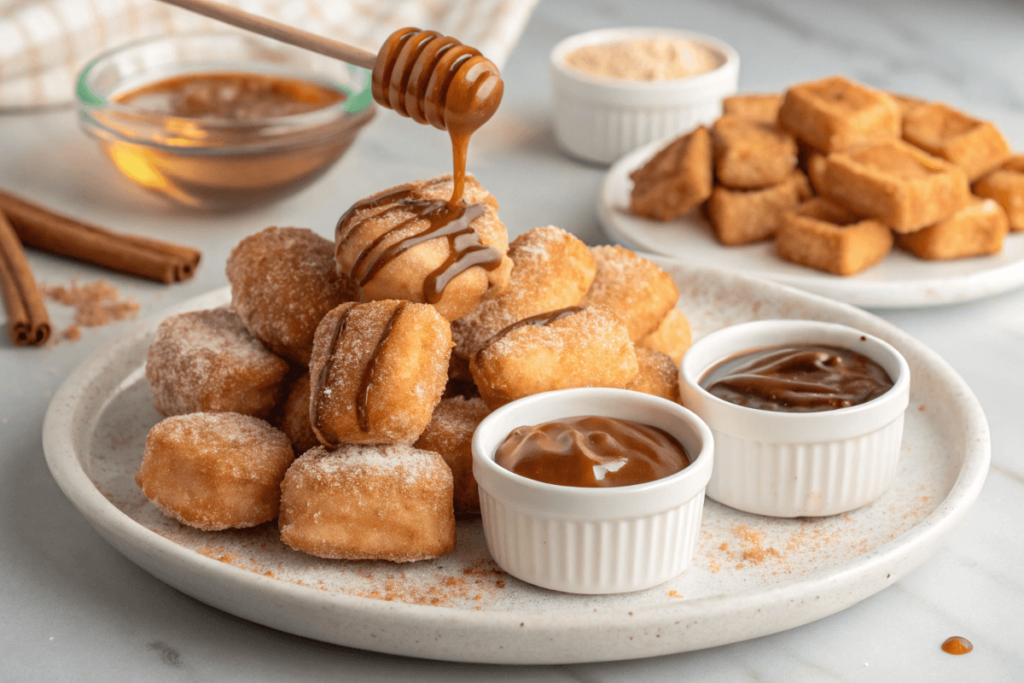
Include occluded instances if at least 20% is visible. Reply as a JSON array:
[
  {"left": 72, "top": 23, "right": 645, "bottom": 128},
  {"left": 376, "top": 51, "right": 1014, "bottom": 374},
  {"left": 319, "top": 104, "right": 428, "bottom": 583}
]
[
  {"left": 548, "top": 26, "right": 739, "bottom": 90},
  {"left": 471, "top": 387, "right": 714, "bottom": 499},
  {"left": 680, "top": 319, "right": 911, "bottom": 421}
]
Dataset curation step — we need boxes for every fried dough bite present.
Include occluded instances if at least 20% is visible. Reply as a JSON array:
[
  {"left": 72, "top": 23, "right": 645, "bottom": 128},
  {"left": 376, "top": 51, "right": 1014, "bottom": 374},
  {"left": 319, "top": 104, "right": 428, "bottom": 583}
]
[
  {"left": 722, "top": 93, "right": 784, "bottom": 124},
  {"left": 279, "top": 444, "right": 455, "bottom": 562},
  {"left": 309, "top": 300, "right": 451, "bottom": 446},
  {"left": 146, "top": 308, "right": 290, "bottom": 419},
  {"left": 136, "top": 413, "right": 294, "bottom": 531},
  {"left": 272, "top": 373, "right": 319, "bottom": 455},
  {"left": 470, "top": 306, "right": 638, "bottom": 409},
  {"left": 626, "top": 347, "right": 681, "bottom": 402},
  {"left": 414, "top": 396, "right": 491, "bottom": 515},
  {"left": 334, "top": 174, "right": 512, "bottom": 322},
  {"left": 636, "top": 308, "right": 692, "bottom": 365},
  {"left": 580, "top": 245, "right": 679, "bottom": 341},
  {"left": 450, "top": 226, "right": 596, "bottom": 359},
  {"left": 629, "top": 126, "right": 713, "bottom": 221},
  {"left": 226, "top": 227, "right": 357, "bottom": 365},
  {"left": 713, "top": 115, "right": 798, "bottom": 189}
]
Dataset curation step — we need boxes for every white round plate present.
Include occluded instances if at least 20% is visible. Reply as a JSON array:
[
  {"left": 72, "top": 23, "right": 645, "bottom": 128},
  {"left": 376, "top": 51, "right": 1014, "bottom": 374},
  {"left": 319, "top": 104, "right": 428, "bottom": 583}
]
[
  {"left": 600, "top": 138, "right": 1024, "bottom": 308},
  {"left": 43, "top": 263, "right": 989, "bottom": 664}
]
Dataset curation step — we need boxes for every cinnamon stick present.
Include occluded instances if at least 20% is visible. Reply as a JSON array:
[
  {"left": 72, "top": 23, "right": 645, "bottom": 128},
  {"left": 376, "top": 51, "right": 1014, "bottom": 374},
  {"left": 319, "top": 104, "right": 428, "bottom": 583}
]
[
  {"left": 0, "top": 190, "right": 201, "bottom": 284},
  {"left": 0, "top": 208, "right": 50, "bottom": 346}
]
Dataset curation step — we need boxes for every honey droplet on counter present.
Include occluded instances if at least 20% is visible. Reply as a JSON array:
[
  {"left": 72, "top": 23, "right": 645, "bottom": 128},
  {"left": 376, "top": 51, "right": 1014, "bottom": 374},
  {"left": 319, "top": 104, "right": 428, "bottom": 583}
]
[{"left": 941, "top": 636, "right": 973, "bottom": 655}]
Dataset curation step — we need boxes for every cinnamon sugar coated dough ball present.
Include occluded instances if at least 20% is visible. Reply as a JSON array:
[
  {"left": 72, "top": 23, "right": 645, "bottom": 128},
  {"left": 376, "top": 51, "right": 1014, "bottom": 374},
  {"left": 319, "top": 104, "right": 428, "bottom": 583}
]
[
  {"left": 135, "top": 413, "right": 294, "bottom": 531},
  {"left": 272, "top": 373, "right": 319, "bottom": 455},
  {"left": 279, "top": 445, "right": 455, "bottom": 562},
  {"left": 637, "top": 308, "right": 692, "bottom": 366},
  {"left": 309, "top": 300, "right": 451, "bottom": 446},
  {"left": 470, "top": 306, "right": 639, "bottom": 409},
  {"left": 451, "top": 226, "right": 596, "bottom": 359},
  {"left": 334, "top": 174, "right": 512, "bottom": 322},
  {"left": 226, "top": 227, "right": 358, "bottom": 365},
  {"left": 146, "top": 308, "right": 290, "bottom": 419},
  {"left": 414, "top": 396, "right": 491, "bottom": 515},
  {"left": 580, "top": 246, "right": 679, "bottom": 341},
  {"left": 626, "top": 348, "right": 681, "bottom": 402}
]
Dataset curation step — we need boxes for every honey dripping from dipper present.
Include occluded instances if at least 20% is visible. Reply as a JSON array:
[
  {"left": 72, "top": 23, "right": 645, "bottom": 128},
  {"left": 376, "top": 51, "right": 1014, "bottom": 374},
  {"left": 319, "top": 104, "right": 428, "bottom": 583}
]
[{"left": 338, "top": 28, "right": 505, "bottom": 305}]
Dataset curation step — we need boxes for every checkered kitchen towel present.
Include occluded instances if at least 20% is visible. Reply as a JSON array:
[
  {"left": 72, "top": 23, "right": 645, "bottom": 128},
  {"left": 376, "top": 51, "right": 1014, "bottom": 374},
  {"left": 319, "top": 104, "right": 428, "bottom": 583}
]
[{"left": 0, "top": 0, "right": 539, "bottom": 109}]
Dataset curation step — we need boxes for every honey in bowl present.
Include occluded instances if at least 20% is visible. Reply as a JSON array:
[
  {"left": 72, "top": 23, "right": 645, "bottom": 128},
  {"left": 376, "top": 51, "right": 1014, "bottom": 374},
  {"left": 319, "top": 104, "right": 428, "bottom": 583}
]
[{"left": 77, "top": 34, "right": 375, "bottom": 209}]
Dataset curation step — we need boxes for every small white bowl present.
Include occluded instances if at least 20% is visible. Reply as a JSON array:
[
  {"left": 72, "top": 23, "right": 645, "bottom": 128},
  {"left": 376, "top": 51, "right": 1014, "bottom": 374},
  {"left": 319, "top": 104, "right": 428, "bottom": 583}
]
[
  {"left": 549, "top": 27, "right": 739, "bottom": 164},
  {"left": 472, "top": 388, "right": 713, "bottom": 594},
  {"left": 680, "top": 320, "right": 911, "bottom": 518}
]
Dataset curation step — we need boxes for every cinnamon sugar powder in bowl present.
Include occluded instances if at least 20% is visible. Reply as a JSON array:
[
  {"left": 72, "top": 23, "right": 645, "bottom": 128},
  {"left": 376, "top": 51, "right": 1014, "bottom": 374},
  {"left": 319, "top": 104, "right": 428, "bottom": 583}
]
[{"left": 77, "top": 33, "right": 375, "bottom": 209}]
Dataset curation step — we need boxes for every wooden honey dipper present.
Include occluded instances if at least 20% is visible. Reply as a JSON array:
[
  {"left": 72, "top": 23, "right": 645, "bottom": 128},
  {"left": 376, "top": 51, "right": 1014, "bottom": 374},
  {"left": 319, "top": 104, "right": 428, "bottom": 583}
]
[{"left": 157, "top": 0, "right": 504, "bottom": 204}]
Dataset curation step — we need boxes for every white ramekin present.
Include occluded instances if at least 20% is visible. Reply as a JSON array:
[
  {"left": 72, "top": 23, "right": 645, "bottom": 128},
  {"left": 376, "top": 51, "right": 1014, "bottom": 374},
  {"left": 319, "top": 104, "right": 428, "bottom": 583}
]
[
  {"left": 472, "top": 388, "right": 713, "bottom": 594},
  {"left": 549, "top": 27, "right": 739, "bottom": 165},
  {"left": 680, "top": 320, "right": 910, "bottom": 518}
]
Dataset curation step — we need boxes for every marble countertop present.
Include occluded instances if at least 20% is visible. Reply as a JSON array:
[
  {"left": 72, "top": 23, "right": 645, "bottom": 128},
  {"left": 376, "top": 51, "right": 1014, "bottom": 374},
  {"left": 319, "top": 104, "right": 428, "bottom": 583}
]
[{"left": 2, "top": 0, "right": 1023, "bottom": 680}]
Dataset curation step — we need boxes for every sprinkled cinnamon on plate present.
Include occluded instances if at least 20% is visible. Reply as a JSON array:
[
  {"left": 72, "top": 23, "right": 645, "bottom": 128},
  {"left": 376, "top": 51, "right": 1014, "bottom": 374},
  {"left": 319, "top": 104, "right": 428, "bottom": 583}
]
[{"left": 43, "top": 279, "right": 140, "bottom": 339}]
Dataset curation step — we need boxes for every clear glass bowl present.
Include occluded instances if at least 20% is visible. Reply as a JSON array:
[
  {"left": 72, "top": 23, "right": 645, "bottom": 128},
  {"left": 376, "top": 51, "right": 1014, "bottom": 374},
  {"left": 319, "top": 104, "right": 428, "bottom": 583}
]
[{"left": 77, "top": 32, "right": 375, "bottom": 209}]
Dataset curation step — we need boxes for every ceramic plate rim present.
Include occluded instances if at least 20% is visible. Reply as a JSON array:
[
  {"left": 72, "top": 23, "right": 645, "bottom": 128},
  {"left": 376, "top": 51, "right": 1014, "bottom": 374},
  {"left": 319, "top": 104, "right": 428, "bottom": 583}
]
[
  {"left": 42, "top": 270, "right": 990, "bottom": 663},
  {"left": 600, "top": 137, "right": 1024, "bottom": 308}
]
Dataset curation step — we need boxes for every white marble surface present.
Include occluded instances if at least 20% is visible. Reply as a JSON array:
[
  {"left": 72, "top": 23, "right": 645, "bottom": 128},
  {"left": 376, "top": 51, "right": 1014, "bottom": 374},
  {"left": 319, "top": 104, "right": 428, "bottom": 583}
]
[{"left": 1, "top": 0, "right": 1023, "bottom": 680}]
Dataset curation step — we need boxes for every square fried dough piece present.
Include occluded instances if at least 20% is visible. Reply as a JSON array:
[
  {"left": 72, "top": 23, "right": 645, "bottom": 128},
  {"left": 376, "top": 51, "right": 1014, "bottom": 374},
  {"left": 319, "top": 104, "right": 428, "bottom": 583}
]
[
  {"left": 309, "top": 300, "right": 451, "bottom": 446},
  {"left": 778, "top": 76, "right": 900, "bottom": 153},
  {"left": 898, "top": 197, "right": 1008, "bottom": 259},
  {"left": 630, "top": 126, "right": 713, "bottom": 221},
  {"left": 708, "top": 171, "right": 813, "bottom": 246},
  {"left": 722, "top": 93, "right": 783, "bottom": 124},
  {"left": 580, "top": 245, "right": 679, "bottom": 341},
  {"left": 279, "top": 445, "right": 455, "bottom": 562},
  {"left": 777, "top": 198, "right": 892, "bottom": 276},
  {"left": 470, "top": 306, "right": 638, "bottom": 409},
  {"left": 713, "top": 115, "right": 798, "bottom": 189},
  {"left": 903, "top": 102, "right": 1011, "bottom": 181},
  {"left": 823, "top": 140, "right": 971, "bottom": 232},
  {"left": 637, "top": 307, "right": 691, "bottom": 366},
  {"left": 974, "top": 160, "right": 1024, "bottom": 231}
]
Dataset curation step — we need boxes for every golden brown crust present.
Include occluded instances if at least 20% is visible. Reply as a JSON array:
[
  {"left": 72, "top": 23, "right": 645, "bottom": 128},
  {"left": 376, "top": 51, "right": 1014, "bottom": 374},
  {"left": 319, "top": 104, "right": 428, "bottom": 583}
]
[
  {"left": 822, "top": 140, "right": 971, "bottom": 232},
  {"left": 451, "top": 226, "right": 596, "bottom": 359},
  {"left": 135, "top": 413, "right": 294, "bottom": 531},
  {"left": 279, "top": 445, "right": 455, "bottom": 562},
  {"left": 973, "top": 167, "right": 1024, "bottom": 231},
  {"left": 309, "top": 300, "right": 452, "bottom": 446},
  {"left": 470, "top": 306, "right": 638, "bottom": 409},
  {"left": 777, "top": 198, "right": 893, "bottom": 275},
  {"left": 713, "top": 115, "right": 798, "bottom": 189},
  {"left": 414, "top": 396, "right": 491, "bottom": 515},
  {"left": 777, "top": 76, "right": 901, "bottom": 153},
  {"left": 708, "top": 171, "right": 813, "bottom": 245},
  {"left": 722, "top": 93, "right": 783, "bottom": 124},
  {"left": 637, "top": 308, "right": 692, "bottom": 365},
  {"left": 580, "top": 245, "right": 679, "bottom": 341},
  {"left": 629, "top": 126, "right": 713, "bottom": 221},
  {"left": 146, "top": 307, "right": 290, "bottom": 419},
  {"left": 626, "top": 347, "right": 681, "bottom": 402},
  {"left": 226, "top": 227, "right": 357, "bottom": 365},
  {"left": 333, "top": 174, "right": 512, "bottom": 322},
  {"left": 897, "top": 197, "right": 1008, "bottom": 260},
  {"left": 272, "top": 373, "right": 319, "bottom": 455},
  {"left": 902, "top": 102, "right": 1011, "bottom": 182}
]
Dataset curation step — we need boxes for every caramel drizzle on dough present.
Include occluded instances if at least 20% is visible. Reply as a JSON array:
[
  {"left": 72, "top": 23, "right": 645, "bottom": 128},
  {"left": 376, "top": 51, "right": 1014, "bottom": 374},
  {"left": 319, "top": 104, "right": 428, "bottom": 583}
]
[
  {"left": 335, "top": 185, "right": 502, "bottom": 304},
  {"left": 309, "top": 302, "right": 410, "bottom": 446},
  {"left": 357, "top": 301, "right": 408, "bottom": 432},
  {"left": 474, "top": 306, "right": 585, "bottom": 362},
  {"left": 310, "top": 305, "right": 355, "bottom": 449}
]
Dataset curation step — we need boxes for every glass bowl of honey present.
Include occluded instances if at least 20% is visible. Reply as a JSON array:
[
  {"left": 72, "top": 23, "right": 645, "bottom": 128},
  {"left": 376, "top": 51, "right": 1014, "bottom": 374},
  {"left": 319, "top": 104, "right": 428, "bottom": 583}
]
[{"left": 76, "top": 32, "right": 375, "bottom": 209}]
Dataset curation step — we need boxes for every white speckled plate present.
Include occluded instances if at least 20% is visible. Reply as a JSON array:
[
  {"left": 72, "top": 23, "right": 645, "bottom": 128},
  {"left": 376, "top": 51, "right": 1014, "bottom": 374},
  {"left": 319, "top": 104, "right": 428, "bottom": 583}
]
[
  {"left": 43, "top": 262, "right": 989, "bottom": 664},
  {"left": 600, "top": 138, "right": 1024, "bottom": 308}
]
